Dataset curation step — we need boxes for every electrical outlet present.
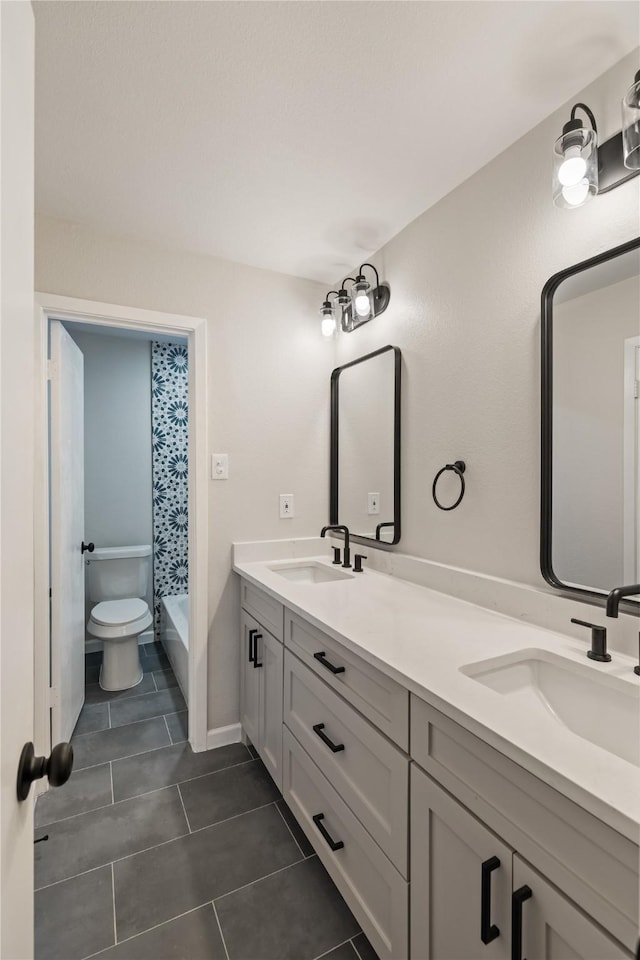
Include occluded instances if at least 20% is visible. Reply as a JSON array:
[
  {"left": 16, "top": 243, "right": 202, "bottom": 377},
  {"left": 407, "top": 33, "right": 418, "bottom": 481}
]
[
  {"left": 368, "top": 492, "right": 380, "bottom": 515},
  {"left": 279, "top": 494, "right": 295, "bottom": 518},
  {"left": 211, "top": 454, "right": 229, "bottom": 479}
]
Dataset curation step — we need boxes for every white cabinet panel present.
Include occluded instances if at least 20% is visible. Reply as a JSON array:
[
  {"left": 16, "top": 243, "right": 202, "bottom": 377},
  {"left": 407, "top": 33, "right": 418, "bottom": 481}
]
[
  {"left": 283, "top": 727, "right": 408, "bottom": 960},
  {"left": 411, "top": 764, "right": 512, "bottom": 960},
  {"left": 259, "top": 630, "right": 283, "bottom": 791},
  {"left": 284, "top": 649, "right": 408, "bottom": 874},
  {"left": 285, "top": 610, "right": 408, "bottom": 749},
  {"left": 514, "top": 856, "right": 632, "bottom": 960},
  {"left": 240, "top": 609, "right": 260, "bottom": 749}
]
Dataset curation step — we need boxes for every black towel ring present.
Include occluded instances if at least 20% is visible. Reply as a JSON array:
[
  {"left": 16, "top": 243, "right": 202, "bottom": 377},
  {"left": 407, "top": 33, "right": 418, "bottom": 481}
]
[{"left": 432, "top": 460, "right": 466, "bottom": 511}]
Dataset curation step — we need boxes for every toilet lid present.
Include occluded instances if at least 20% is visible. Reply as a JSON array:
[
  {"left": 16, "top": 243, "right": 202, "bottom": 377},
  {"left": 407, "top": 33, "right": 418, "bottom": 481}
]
[{"left": 91, "top": 598, "right": 149, "bottom": 626}]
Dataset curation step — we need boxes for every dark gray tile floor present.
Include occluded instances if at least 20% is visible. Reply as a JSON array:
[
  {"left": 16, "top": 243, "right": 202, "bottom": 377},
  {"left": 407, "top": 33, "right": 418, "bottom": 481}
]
[{"left": 34, "top": 644, "right": 380, "bottom": 960}]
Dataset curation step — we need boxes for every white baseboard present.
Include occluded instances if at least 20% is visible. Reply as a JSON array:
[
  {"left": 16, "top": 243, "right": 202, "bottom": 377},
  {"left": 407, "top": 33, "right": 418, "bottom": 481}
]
[
  {"left": 84, "top": 630, "right": 154, "bottom": 655},
  {"left": 206, "top": 722, "right": 243, "bottom": 750}
]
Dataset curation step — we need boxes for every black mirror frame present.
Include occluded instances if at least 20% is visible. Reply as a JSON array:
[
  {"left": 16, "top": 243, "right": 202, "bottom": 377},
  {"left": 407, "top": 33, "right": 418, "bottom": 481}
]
[
  {"left": 330, "top": 345, "right": 401, "bottom": 547},
  {"left": 540, "top": 235, "right": 640, "bottom": 607}
]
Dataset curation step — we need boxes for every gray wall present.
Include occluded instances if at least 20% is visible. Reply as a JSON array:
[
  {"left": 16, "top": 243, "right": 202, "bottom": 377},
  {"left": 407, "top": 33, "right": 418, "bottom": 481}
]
[{"left": 66, "top": 328, "right": 153, "bottom": 613}]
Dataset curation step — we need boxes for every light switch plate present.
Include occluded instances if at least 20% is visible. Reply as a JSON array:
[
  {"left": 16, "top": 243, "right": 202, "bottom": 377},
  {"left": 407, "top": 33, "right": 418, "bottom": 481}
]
[
  {"left": 368, "top": 492, "right": 380, "bottom": 515},
  {"left": 280, "top": 494, "right": 295, "bottom": 518},
  {"left": 211, "top": 454, "right": 229, "bottom": 480}
]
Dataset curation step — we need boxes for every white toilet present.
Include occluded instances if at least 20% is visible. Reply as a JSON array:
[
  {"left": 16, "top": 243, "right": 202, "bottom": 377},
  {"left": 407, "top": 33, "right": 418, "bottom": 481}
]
[{"left": 86, "top": 545, "right": 153, "bottom": 691}]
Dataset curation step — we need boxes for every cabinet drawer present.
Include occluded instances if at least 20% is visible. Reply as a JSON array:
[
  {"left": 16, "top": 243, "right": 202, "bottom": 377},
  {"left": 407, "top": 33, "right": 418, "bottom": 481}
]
[
  {"left": 284, "top": 610, "right": 408, "bottom": 750},
  {"left": 240, "top": 579, "right": 284, "bottom": 641},
  {"left": 410, "top": 695, "right": 639, "bottom": 953},
  {"left": 284, "top": 650, "right": 408, "bottom": 875},
  {"left": 283, "top": 727, "right": 408, "bottom": 960}
]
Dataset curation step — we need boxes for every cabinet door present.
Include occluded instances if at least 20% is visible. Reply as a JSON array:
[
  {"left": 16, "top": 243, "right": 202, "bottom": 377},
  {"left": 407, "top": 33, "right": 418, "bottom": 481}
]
[
  {"left": 258, "top": 629, "right": 283, "bottom": 791},
  {"left": 240, "top": 610, "right": 260, "bottom": 749},
  {"left": 411, "top": 765, "right": 512, "bottom": 960},
  {"left": 514, "top": 856, "right": 631, "bottom": 960}
]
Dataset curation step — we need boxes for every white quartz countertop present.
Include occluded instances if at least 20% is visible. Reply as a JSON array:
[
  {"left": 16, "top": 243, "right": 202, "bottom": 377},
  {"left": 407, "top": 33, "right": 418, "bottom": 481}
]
[{"left": 233, "top": 552, "right": 640, "bottom": 842}]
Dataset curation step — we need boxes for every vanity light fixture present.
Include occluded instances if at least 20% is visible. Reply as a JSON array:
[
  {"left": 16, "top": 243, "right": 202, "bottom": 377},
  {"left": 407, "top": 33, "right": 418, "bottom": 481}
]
[
  {"left": 553, "top": 78, "right": 640, "bottom": 209},
  {"left": 319, "top": 263, "right": 390, "bottom": 336}
]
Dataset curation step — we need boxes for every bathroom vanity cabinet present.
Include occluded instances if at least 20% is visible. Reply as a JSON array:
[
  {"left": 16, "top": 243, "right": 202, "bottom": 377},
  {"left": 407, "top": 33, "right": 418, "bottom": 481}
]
[
  {"left": 239, "top": 581, "right": 284, "bottom": 790},
  {"left": 238, "top": 577, "right": 638, "bottom": 960},
  {"left": 410, "top": 703, "right": 634, "bottom": 959}
]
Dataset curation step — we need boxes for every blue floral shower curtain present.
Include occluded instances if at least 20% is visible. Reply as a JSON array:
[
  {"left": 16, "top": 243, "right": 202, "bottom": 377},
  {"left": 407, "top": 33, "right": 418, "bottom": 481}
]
[{"left": 151, "top": 342, "right": 189, "bottom": 634}]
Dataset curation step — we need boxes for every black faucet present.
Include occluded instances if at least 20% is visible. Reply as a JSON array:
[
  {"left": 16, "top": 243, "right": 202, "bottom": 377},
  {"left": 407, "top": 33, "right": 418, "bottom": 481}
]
[
  {"left": 321, "top": 525, "right": 351, "bottom": 568},
  {"left": 570, "top": 618, "right": 611, "bottom": 662},
  {"left": 605, "top": 584, "right": 640, "bottom": 618}
]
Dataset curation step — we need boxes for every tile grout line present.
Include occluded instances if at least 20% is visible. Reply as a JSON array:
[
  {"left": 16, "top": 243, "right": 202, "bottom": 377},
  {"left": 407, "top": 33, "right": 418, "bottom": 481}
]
[
  {"left": 313, "top": 936, "right": 356, "bottom": 960},
  {"left": 107, "top": 701, "right": 111, "bottom": 729},
  {"left": 110, "top": 863, "right": 117, "bottom": 947},
  {"left": 351, "top": 937, "right": 366, "bottom": 960},
  {"left": 162, "top": 713, "right": 173, "bottom": 747},
  {"left": 83, "top": 903, "right": 208, "bottom": 959},
  {"left": 109, "top": 761, "right": 114, "bottom": 805},
  {"left": 35, "top": 799, "right": 288, "bottom": 892},
  {"left": 152, "top": 671, "right": 158, "bottom": 692},
  {"left": 211, "top": 901, "right": 230, "bottom": 960},
  {"left": 175, "top": 783, "right": 192, "bottom": 833},
  {"left": 37, "top": 756, "right": 257, "bottom": 828},
  {"left": 213, "top": 852, "right": 310, "bottom": 906},
  {"left": 274, "top": 800, "right": 305, "bottom": 859}
]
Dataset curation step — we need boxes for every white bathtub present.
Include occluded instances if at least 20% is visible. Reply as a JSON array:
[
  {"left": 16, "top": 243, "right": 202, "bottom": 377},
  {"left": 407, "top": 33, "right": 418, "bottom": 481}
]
[{"left": 160, "top": 594, "right": 189, "bottom": 701}]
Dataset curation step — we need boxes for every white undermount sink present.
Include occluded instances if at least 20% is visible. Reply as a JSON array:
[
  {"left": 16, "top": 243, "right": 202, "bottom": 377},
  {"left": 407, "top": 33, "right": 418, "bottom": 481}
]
[
  {"left": 267, "top": 560, "right": 355, "bottom": 584},
  {"left": 460, "top": 649, "right": 640, "bottom": 767}
]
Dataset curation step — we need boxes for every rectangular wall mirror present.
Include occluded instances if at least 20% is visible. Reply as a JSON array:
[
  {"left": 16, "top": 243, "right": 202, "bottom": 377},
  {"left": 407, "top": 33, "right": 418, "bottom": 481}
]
[
  {"left": 541, "top": 236, "right": 640, "bottom": 606},
  {"left": 330, "top": 345, "right": 401, "bottom": 545}
]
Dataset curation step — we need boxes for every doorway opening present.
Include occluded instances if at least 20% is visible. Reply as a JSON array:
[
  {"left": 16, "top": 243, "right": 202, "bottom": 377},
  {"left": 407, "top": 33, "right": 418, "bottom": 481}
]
[{"left": 34, "top": 294, "right": 209, "bottom": 761}]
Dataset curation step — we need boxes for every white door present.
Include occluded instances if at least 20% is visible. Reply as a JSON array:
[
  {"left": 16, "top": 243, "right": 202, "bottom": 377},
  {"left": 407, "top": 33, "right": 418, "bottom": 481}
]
[
  {"left": 0, "top": 3, "right": 36, "bottom": 957},
  {"left": 411, "top": 765, "right": 512, "bottom": 960},
  {"left": 50, "top": 321, "right": 86, "bottom": 742},
  {"left": 514, "top": 856, "right": 630, "bottom": 959},
  {"left": 259, "top": 630, "right": 283, "bottom": 791}
]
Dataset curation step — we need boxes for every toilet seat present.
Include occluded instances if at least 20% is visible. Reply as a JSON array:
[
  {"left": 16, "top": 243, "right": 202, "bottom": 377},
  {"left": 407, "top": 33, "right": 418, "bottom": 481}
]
[
  {"left": 91, "top": 598, "right": 148, "bottom": 626},
  {"left": 88, "top": 598, "right": 152, "bottom": 640}
]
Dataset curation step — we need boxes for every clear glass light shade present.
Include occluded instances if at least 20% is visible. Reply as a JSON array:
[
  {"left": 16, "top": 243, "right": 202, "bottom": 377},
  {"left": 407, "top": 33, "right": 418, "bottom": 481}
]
[
  {"left": 622, "top": 75, "right": 640, "bottom": 170},
  {"left": 320, "top": 304, "right": 336, "bottom": 337},
  {"left": 552, "top": 128, "right": 598, "bottom": 208},
  {"left": 352, "top": 278, "right": 372, "bottom": 318}
]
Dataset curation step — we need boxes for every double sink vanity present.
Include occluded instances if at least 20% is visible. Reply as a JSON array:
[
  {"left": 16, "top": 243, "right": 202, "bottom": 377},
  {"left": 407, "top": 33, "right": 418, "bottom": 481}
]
[{"left": 234, "top": 545, "right": 639, "bottom": 960}]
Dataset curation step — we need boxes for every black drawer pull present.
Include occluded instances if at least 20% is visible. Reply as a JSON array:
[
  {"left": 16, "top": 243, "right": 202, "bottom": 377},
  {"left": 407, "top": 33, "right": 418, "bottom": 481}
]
[
  {"left": 511, "top": 885, "right": 532, "bottom": 960},
  {"left": 253, "top": 633, "right": 263, "bottom": 669},
  {"left": 481, "top": 856, "right": 500, "bottom": 944},
  {"left": 313, "top": 651, "right": 345, "bottom": 675},
  {"left": 312, "top": 813, "right": 344, "bottom": 851},
  {"left": 248, "top": 628, "right": 258, "bottom": 663},
  {"left": 313, "top": 723, "right": 345, "bottom": 753}
]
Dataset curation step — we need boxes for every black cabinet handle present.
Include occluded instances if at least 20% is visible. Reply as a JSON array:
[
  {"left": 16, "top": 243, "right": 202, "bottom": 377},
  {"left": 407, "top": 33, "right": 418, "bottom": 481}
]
[
  {"left": 248, "top": 628, "right": 258, "bottom": 664},
  {"left": 511, "top": 885, "right": 532, "bottom": 960},
  {"left": 312, "top": 813, "right": 344, "bottom": 851},
  {"left": 481, "top": 856, "right": 501, "bottom": 944},
  {"left": 313, "top": 651, "right": 345, "bottom": 675},
  {"left": 313, "top": 723, "right": 345, "bottom": 753},
  {"left": 81, "top": 541, "right": 95, "bottom": 554},
  {"left": 253, "top": 633, "right": 263, "bottom": 669}
]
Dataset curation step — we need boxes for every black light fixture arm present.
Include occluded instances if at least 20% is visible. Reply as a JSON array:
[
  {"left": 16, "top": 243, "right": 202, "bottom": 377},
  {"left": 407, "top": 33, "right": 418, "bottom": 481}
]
[
  {"left": 356, "top": 262, "right": 380, "bottom": 286},
  {"left": 569, "top": 102, "right": 598, "bottom": 136}
]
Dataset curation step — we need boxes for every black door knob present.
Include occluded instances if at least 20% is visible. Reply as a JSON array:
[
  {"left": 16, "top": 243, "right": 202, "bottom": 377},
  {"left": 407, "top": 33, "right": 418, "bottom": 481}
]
[
  {"left": 17, "top": 741, "right": 73, "bottom": 801},
  {"left": 81, "top": 541, "right": 95, "bottom": 554}
]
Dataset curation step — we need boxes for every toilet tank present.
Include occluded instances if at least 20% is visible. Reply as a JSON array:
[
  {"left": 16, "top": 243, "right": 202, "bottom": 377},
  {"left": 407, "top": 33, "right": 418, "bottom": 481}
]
[{"left": 86, "top": 545, "right": 152, "bottom": 602}]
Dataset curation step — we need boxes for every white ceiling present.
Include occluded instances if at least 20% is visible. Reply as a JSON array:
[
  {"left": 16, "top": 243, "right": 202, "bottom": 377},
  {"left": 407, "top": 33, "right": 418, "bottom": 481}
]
[{"left": 34, "top": 1, "right": 639, "bottom": 284}]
